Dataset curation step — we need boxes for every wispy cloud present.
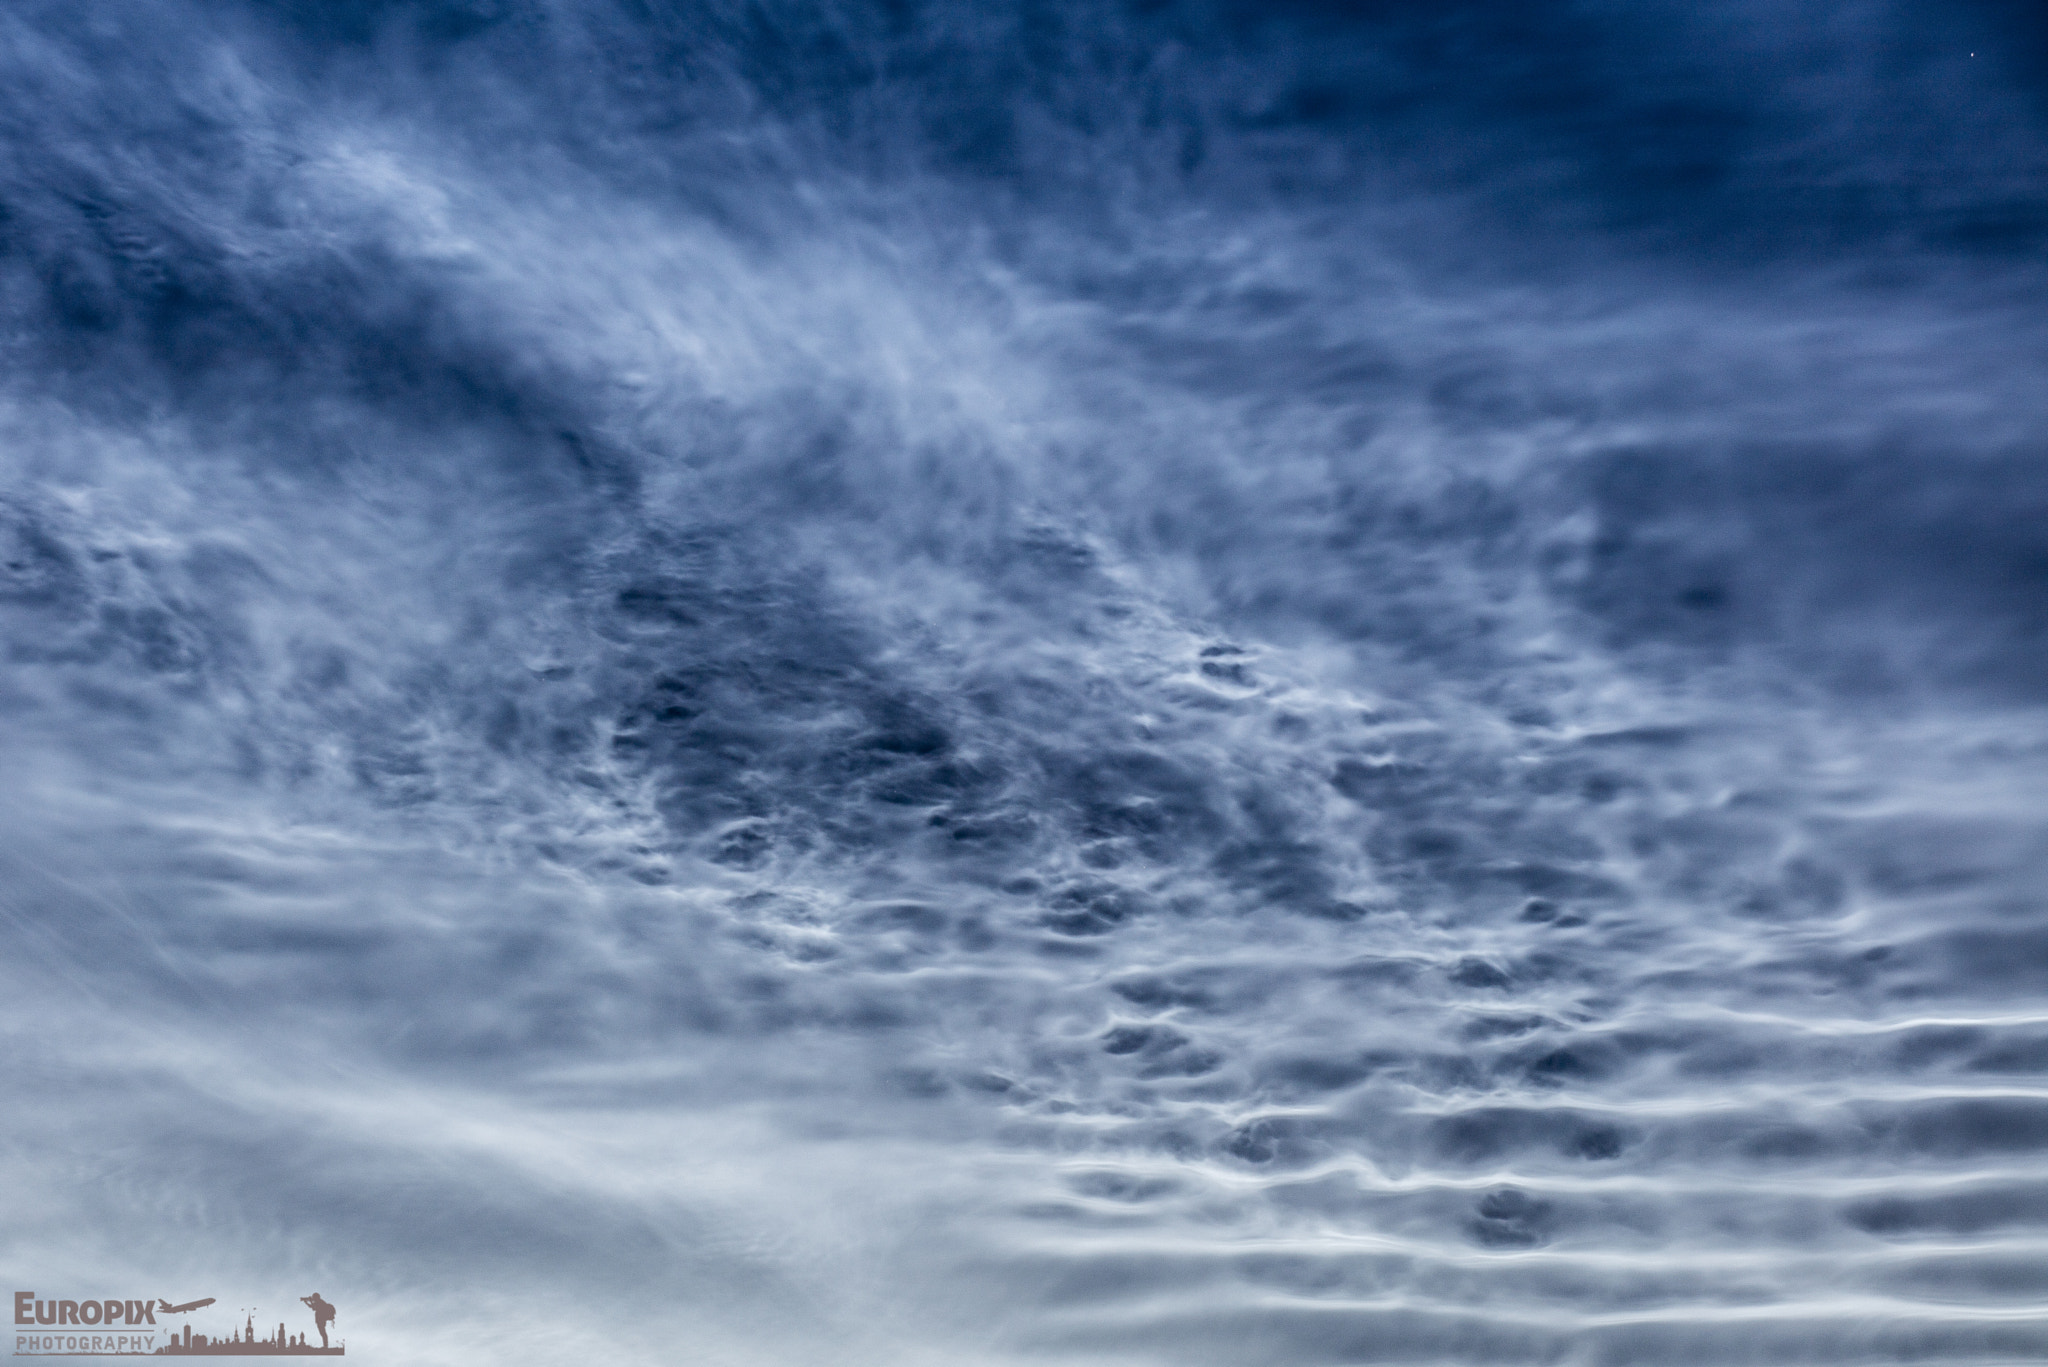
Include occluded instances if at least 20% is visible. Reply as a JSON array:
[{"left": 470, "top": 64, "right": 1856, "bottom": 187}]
[{"left": 3, "top": 2, "right": 2045, "bottom": 1362}]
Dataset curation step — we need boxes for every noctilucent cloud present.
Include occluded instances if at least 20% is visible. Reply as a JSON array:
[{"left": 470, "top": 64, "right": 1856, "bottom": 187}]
[{"left": 3, "top": 2, "right": 2046, "bottom": 1363}]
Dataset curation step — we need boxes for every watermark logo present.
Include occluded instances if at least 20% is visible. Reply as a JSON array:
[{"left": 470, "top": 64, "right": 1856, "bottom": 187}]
[{"left": 13, "top": 1291, "right": 344, "bottom": 1356}]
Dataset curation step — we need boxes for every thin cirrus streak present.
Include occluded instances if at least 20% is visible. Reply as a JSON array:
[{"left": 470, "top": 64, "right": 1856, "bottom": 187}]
[{"left": 0, "top": 0, "right": 2045, "bottom": 1364}]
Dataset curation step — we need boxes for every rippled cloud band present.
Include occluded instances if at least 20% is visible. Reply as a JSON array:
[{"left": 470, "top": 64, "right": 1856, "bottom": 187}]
[{"left": 3, "top": 2, "right": 2046, "bottom": 1363}]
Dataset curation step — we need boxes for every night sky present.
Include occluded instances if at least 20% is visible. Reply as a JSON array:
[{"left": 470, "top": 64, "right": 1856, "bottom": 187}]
[{"left": 3, "top": 3, "right": 2046, "bottom": 1363}]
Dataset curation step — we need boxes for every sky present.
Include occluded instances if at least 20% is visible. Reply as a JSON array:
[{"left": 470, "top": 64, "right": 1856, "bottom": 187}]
[{"left": 2, "top": 2, "right": 2046, "bottom": 1364}]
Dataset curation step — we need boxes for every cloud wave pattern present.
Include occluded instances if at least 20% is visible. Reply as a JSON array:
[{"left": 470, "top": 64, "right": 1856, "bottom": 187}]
[{"left": 2, "top": 2, "right": 2046, "bottom": 1363}]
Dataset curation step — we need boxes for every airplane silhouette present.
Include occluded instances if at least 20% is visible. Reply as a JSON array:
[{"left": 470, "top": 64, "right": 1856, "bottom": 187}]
[{"left": 156, "top": 1298, "right": 216, "bottom": 1315}]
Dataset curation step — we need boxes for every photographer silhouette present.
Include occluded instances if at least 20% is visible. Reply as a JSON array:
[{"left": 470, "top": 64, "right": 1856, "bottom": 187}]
[{"left": 299, "top": 1293, "right": 336, "bottom": 1349}]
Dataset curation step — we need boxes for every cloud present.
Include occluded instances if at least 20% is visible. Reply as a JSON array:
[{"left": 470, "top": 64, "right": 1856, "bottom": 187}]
[{"left": 2, "top": 1, "right": 2045, "bottom": 1362}]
